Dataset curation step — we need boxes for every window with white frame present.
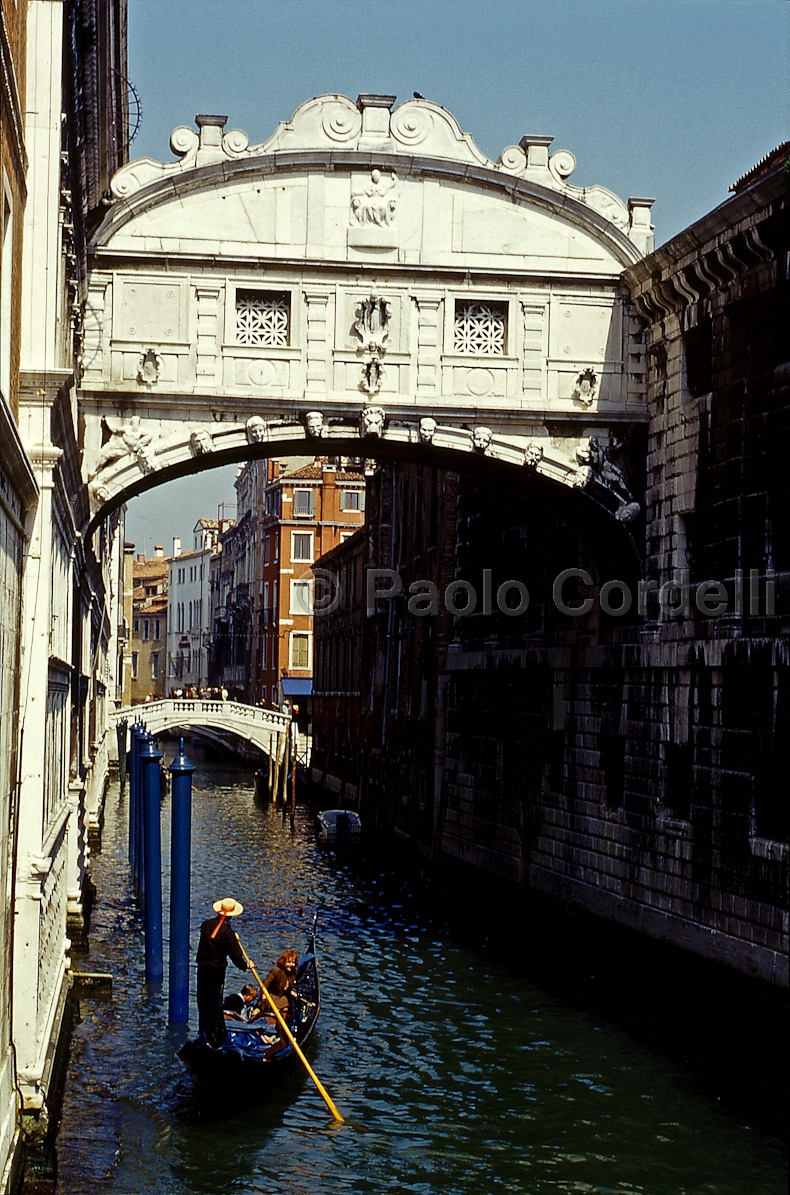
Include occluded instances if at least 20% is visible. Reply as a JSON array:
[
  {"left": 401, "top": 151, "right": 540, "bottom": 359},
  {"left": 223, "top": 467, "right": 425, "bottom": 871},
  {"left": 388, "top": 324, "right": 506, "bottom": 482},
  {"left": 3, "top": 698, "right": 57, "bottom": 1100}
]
[
  {"left": 143, "top": 619, "right": 150, "bottom": 641},
  {"left": 290, "top": 631, "right": 311, "bottom": 670},
  {"left": 453, "top": 300, "right": 508, "bottom": 355},
  {"left": 131, "top": 652, "right": 139, "bottom": 679},
  {"left": 290, "top": 579, "right": 313, "bottom": 616},
  {"left": 291, "top": 531, "right": 313, "bottom": 562},
  {"left": 235, "top": 290, "right": 290, "bottom": 346},
  {"left": 339, "top": 489, "right": 364, "bottom": 511},
  {"left": 340, "top": 531, "right": 355, "bottom": 542},
  {"left": 151, "top": 653, "right": 160, "bottom": 680},
  {"left": 293, "top": 489, "right": 315, "bottom": 518}
]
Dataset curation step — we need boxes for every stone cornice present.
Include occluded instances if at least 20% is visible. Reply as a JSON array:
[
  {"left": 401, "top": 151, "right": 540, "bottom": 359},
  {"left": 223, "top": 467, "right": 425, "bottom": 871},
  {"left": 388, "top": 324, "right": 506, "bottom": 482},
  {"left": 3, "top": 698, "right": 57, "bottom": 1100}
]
[
  {"left": 623, "top": 157, "right": 788, "bottom": 323},
  {"left": 0, "top": 395, "right": 38, "bottom": 508}
]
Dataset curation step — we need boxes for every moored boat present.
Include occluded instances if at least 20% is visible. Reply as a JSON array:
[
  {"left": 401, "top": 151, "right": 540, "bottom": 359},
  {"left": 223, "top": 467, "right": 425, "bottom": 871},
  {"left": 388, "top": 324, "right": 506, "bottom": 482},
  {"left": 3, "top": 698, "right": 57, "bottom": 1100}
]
[
  {"left": 316, "top": 808, "right": 362, "bottom": 844},
  {"left": 179, "top": 927, "right": 321, "bottom": 1095}
]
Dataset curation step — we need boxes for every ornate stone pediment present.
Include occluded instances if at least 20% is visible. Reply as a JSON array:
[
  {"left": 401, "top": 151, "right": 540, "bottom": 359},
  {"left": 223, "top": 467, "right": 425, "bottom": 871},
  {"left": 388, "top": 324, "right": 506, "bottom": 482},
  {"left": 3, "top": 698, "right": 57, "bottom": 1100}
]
[{"left": 106, "top": 94, "right": 654, "bottom": 253}]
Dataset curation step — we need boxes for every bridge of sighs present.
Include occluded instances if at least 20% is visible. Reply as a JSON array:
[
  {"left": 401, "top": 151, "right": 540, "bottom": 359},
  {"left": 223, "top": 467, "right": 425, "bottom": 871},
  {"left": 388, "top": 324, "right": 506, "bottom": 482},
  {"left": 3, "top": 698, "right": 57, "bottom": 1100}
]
[{"left": 80, "top": 93, "right": 654, "bottom": 539}]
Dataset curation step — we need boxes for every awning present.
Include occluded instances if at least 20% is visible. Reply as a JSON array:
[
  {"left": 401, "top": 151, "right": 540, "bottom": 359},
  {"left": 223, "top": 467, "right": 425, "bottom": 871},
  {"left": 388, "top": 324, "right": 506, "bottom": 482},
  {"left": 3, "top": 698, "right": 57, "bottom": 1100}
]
[{"left": 281, "top": 678, "right": 313, "bottom": 696}]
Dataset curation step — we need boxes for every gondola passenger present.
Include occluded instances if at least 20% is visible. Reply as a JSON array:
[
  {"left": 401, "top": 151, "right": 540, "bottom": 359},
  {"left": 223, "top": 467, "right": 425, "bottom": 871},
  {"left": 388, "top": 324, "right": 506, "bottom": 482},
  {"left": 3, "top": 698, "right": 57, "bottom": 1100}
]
[
  {"left": 196, "top": 897, "right": 249, "bottom": 1048},
  {"left": 258, "top": 950, "right": 299, "bottom": 1058}
]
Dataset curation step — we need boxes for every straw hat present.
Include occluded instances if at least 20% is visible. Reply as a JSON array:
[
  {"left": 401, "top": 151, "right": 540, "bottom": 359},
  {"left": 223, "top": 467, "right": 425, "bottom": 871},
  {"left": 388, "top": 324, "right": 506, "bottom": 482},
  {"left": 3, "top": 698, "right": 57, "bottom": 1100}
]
[{"left": 212, "top": 897, "right": 244, "bottom": 916}]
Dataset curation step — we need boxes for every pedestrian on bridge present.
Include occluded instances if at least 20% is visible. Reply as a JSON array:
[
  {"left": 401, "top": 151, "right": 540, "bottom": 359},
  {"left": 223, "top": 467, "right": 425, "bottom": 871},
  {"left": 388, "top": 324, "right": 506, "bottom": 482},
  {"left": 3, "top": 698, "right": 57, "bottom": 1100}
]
[{"left": 196, "top": 897, "right": 250, "bottom": 1048}]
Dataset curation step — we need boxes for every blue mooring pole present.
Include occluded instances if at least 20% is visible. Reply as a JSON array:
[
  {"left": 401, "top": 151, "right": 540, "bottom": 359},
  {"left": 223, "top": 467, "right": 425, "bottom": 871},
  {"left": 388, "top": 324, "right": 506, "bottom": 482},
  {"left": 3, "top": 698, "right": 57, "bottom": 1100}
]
[
  {"left": 140, "top": 735, "right": 164, "bottom": 984},
  {"left": 168, "top": 738, "right": 194, "bottom": 1024},
  {"left": 129, "top": 723, "right": 141, "bottom": 879}
]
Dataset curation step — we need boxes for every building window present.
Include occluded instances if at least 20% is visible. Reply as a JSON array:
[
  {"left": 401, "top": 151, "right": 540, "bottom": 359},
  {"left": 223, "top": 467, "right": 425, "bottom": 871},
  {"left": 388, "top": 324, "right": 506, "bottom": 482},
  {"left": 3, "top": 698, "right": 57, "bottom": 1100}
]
[
  {"left": 143, "top": 619, "right": 150, "bottom": 641},
  {"left": 235, "top": 290, "right": 290, "bottom": 346},
  {"left": 133, "top": 619, "right": 139, "bottom": 633},
  {"left": 454, "top": 300, "right": 507, "bottom": 355},
  {"left": 290, "top": 632, "right": 311, "bottom": 670},
  {"left": 293, "top": 489, "right": 315, "bottom": 518},
  {"left": 292, "top": 532, "right": 313, "bottom": 562},
  {"left": 290, "top": 579, "right": 313, "bottom": 616},
  {"left": 340, "top": 530, "right": 355, "bottom": 543},
  {"left": 131, "top": 652, "right": 139, "bottom": 679},
  {"left": 340, "top": 489, "right": 364, "bottom": 511},
  {"left": 154, "top": 619, "right": 161, "bottom": 640},
  {"left": 151, "top": 653, "right": 160, "bottom": 680}
]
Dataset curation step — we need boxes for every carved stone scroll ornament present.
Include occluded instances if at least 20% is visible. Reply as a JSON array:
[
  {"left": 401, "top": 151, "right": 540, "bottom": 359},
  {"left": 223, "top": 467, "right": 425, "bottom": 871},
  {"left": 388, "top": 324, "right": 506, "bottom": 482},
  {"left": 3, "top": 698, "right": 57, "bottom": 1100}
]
[
  {"left": 418, "top": 416, "right": 437, "bottom": 444},
  {"left": 245, "top": 416, "right": 268, "bottom": 444},
  {"left": 189, "top": 428, "right": 215, "bottom": 456},
  {"left": 350, "top": 169, "right": 398, "bottom": 227},
  {"left": 359, "top": 405, "right": 386, "bottom": 438},
  {"left": 571, "top": 368, "right": 597, "bottom": 407},
  {"left": 137, "top": 348, "right": 163, "bottom": 386},
  {"left": 304, "top": 411, "right": 325, "bottom": 439},
  {"left": 88, "top": 416, "right": 158, "bottom": 480},
  {"left": 354, "top": 295, "right": 391, "bottom": 355},
  {"left": 574, "top": 437, "right": 640, "bottom": 523},
  {"left": 360, "top": 358, "right": 383, "bottom": 396}
]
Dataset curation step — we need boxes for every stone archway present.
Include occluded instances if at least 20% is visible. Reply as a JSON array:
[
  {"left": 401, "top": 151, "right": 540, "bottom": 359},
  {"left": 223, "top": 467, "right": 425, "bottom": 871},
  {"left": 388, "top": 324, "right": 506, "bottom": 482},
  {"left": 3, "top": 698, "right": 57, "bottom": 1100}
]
[{"left": 81, "top": 92, "right": 652, "bottom": 541}]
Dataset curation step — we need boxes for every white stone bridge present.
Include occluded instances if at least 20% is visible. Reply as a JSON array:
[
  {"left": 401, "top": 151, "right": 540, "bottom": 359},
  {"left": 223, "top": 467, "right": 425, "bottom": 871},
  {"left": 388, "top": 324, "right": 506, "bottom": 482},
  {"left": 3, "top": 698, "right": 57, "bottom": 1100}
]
[
  {"left": 111, "top": 699, "right": 291, "bottom": 758},
  {"left": 80, "top": 92, "right": 654, "bottom": 559}
]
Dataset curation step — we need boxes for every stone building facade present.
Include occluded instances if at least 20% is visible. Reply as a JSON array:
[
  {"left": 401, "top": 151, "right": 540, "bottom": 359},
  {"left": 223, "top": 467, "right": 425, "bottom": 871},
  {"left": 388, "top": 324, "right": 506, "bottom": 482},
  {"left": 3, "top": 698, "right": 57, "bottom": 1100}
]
[
  {"left": 0, "top": 1, "right": 130, "bottom": 1184},
  {"left": 129, "top": 548, "right": 168, "bottom": 703},
  {"left": 312, "top": 147, "right": 789, "bottom": 988}
]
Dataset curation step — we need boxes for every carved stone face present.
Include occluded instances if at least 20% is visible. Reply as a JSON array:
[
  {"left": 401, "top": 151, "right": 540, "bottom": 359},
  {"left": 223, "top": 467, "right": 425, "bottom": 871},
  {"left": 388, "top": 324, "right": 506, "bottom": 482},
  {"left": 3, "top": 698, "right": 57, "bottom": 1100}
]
[
  {"left": 190, "top": 429, "right": 214, "bottom": 455},
  {"left": 89, "top": 480, "right": 111, "bottom": 504},
  {"left": 524, "top": 442, "right": 543, "bottom": 468},
  {"left": 418, "top": 417, "right": 437, "bottom": 444},
  {"left": 472, "top": 426, "right": 492, "bottom": 452},
  {"left": 245, "top": 416, "right": 267, "bottom": 443},
  {"left": 360, "top": 406, "right": 385, "bottom": 437},
  {"left": 304, "top": 411, "right": 325, "bottom": 438}
]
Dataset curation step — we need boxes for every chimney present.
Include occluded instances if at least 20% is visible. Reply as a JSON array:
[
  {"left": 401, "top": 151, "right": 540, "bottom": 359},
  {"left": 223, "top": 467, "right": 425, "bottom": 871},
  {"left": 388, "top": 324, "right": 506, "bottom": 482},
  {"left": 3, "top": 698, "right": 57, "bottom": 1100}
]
[
  {"left": 137, "top": 553, "right": 145, "bottom": 563},
  {"left": 172, "top": 536, "right": 181, "bottom": 557},
  {"left": 154, "top": 545, "right": 164, "bottom": 557}
]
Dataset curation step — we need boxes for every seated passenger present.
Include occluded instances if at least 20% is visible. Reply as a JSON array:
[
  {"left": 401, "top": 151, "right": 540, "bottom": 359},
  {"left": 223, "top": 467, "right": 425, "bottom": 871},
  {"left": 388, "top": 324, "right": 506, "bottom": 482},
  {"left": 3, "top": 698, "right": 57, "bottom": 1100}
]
[
  {"left": 258, "top": 950, "right": 299, "bottom": 1058},
  {"left": 222, "top": 992, "right": 245, "bottom": 1019}
]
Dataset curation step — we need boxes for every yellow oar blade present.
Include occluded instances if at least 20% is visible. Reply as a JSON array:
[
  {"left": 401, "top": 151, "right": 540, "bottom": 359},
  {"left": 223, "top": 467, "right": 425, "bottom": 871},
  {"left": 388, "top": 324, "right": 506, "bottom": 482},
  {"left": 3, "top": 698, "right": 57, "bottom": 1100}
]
[{"left": 236, "top": 934, "right": 344, "bottom": 1123}]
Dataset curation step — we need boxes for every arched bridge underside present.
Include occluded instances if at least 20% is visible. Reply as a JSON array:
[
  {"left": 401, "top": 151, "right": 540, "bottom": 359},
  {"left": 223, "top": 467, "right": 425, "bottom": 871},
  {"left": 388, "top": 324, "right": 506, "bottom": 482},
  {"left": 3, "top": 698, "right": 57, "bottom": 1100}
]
[
  {"left": 112, "top": 700, "right": 290, "bottom": 756},
  {"left": 81, "top": 92, "right": 654, "bottom": 559}
]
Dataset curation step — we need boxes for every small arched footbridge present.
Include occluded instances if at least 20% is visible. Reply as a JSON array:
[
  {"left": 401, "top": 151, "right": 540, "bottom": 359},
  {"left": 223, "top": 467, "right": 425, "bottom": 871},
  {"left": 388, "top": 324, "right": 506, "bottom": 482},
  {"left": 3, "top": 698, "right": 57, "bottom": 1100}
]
[{"left": 111, "top": 699, "right": 291, "bottom": 757}]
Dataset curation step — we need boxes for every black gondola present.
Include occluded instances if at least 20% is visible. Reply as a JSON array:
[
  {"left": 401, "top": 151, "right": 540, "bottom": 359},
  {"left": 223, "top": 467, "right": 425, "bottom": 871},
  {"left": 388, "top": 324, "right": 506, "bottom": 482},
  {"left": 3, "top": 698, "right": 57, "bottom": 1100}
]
[{"left": 179, "top": 927, "right": 321, "bottom": 1095}]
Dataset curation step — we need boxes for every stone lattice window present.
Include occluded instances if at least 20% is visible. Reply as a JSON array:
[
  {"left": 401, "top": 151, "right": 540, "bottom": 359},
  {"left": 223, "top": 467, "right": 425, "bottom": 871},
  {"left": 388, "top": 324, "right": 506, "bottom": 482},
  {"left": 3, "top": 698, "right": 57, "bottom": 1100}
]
[
  {"left": 454, "top": 301, "right": 507, "bottom": 355},
  {"left": 235, "top": 290, "right": 290, "bottom": 346}
]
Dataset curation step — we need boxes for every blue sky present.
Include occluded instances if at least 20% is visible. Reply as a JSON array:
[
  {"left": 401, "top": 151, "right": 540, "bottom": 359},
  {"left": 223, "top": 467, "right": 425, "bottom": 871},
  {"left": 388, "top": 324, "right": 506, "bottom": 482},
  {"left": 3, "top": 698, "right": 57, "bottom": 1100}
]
[{"left": 124, "top": 0, "right": 789, "bottom": 553}]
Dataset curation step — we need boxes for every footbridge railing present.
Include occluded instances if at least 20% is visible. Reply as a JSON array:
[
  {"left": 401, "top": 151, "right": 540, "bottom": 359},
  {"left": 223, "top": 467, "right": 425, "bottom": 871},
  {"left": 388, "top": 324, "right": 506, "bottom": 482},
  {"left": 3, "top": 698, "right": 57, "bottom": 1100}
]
[{"left": 111, "top": 698, "right": 291, "bottom": 756}]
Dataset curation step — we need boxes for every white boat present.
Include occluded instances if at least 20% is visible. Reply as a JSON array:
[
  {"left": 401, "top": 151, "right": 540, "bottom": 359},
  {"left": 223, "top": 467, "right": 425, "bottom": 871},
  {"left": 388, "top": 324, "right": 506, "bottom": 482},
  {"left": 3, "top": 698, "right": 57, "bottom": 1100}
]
[{"left": 316, "top": 809, "right": 362, "bottom": 844}]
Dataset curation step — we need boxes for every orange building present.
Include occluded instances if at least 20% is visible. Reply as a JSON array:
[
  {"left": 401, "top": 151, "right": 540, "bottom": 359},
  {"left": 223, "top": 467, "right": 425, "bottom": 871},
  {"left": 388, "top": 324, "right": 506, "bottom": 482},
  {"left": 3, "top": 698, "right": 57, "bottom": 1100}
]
[
  {"left": 259, "top": 458, "right": 366, "bottom": 711},
  {"left": 129, "top": 547, "right": 169, "bottom": 703},
  {"left": 214, "top": 457, "right": 366, "bottom": 713}
]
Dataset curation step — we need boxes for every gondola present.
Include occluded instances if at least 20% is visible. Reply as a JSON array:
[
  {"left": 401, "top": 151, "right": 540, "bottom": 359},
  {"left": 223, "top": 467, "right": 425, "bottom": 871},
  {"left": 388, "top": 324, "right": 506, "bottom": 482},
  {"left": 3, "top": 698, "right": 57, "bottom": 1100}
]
[{"left": 179, "top": 926, "right": 321, "bottom": 1095}]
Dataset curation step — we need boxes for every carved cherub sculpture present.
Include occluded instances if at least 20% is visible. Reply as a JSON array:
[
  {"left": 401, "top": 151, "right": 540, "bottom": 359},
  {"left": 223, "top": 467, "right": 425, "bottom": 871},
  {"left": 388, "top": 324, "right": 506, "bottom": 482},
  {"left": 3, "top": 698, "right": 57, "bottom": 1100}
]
[{"left": 89, "top": 416, "right": 155, "bottom": 479}]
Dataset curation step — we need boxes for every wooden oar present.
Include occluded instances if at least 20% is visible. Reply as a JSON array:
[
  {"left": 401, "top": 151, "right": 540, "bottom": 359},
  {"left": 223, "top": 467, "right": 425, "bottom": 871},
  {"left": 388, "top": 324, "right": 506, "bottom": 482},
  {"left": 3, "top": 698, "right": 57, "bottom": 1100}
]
[{"left": 235, "top": 933, "right": 344, "bottom": 1123}]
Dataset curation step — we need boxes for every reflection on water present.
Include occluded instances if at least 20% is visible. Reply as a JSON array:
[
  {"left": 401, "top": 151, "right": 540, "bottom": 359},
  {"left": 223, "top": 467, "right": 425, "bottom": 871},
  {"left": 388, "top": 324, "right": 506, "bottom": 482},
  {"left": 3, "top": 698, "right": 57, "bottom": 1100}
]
[{"left": 55, "top": 762, "right": 787, "bottom": 1194}]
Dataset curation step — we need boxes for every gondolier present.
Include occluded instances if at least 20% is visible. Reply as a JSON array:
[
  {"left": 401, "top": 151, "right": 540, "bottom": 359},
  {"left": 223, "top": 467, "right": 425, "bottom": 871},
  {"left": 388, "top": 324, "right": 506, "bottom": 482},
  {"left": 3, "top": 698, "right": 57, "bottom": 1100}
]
[{"left": 196, "top": 897, "right": 249, "bottom": 1048}]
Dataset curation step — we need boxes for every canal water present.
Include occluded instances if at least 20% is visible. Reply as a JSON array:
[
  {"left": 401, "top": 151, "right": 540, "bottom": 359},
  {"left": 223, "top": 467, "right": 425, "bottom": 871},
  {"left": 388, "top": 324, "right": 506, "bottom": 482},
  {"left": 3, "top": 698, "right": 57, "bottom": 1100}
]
[{"left": 54, "top": 758, "right": 786, "bottom": 1195}]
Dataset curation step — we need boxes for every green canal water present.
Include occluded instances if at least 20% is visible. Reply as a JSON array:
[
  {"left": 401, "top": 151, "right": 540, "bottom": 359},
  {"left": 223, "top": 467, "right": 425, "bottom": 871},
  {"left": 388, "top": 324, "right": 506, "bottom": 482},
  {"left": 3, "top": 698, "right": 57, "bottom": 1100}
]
[{"left": 54, "top": 762, "right": 787, "bottom": 1194}]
